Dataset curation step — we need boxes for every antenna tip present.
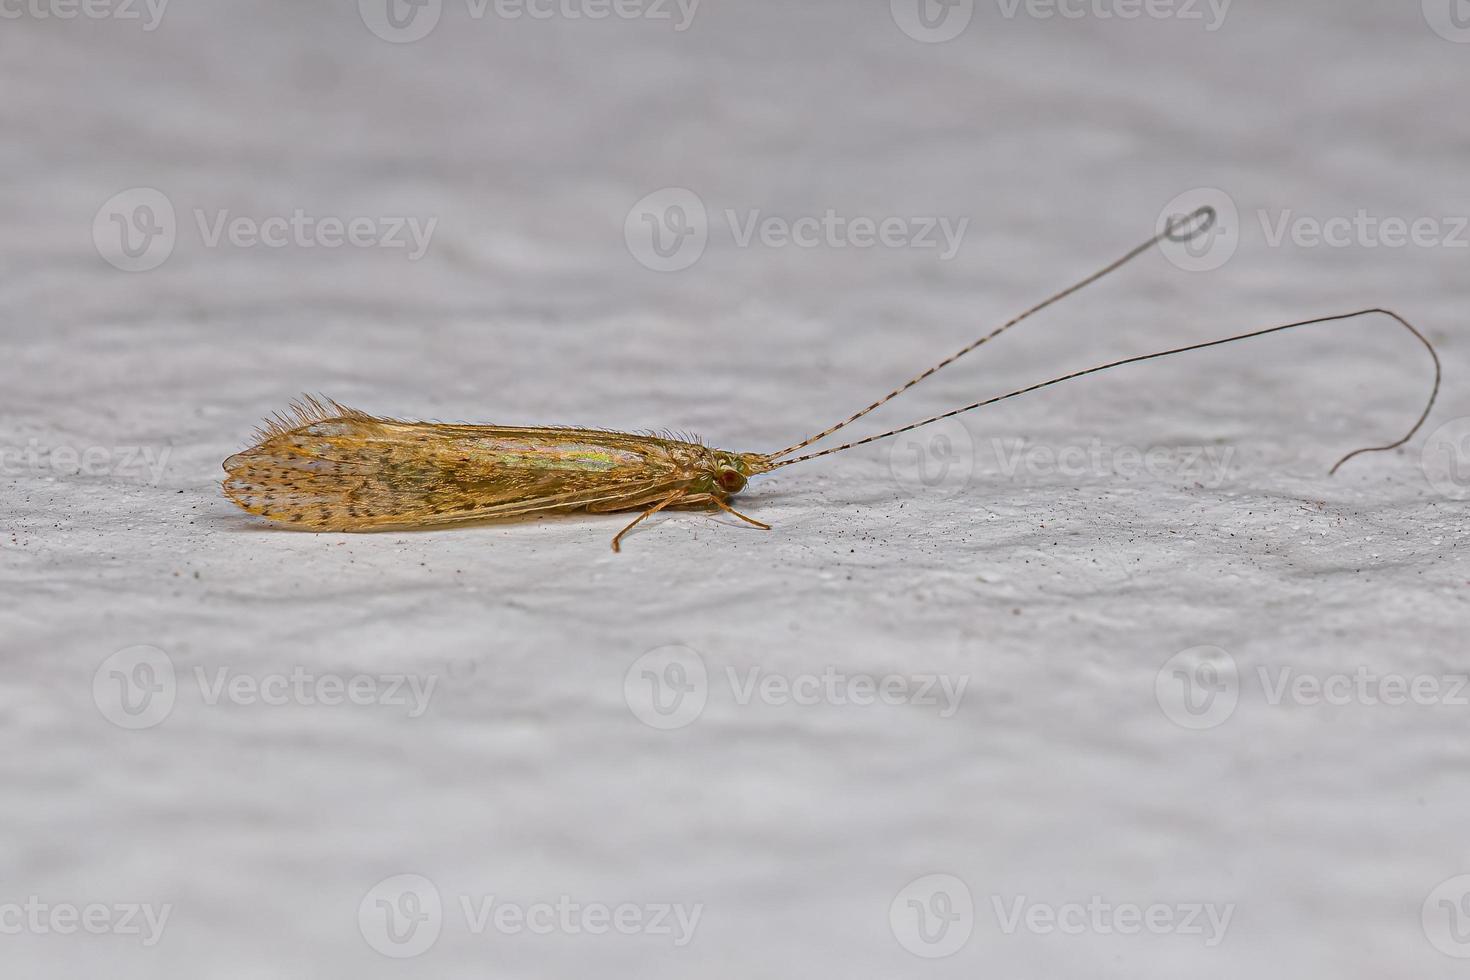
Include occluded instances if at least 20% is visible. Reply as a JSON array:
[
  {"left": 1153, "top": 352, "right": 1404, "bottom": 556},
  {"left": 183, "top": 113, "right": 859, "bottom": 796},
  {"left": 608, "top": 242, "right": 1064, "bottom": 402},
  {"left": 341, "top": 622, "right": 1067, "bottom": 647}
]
[{"left": 1164, "top": 205, "right": 1217, "bottom": 243}]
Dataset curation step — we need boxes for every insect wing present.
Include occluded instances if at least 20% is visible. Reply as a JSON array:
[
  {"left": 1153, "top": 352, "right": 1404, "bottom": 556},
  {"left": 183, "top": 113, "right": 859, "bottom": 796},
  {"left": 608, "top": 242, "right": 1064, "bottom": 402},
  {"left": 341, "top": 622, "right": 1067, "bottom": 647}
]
[{"left": 224, "top": 412, "right": 685, "bottom": 529}]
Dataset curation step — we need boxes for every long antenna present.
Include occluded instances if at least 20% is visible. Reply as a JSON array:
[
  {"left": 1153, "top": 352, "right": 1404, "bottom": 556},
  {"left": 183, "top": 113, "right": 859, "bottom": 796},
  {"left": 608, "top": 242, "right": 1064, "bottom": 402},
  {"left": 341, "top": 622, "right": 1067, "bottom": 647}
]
[
  {"left": 765, "top": 205, "right": 1218, "bottom": 461},
  {"left": 759, "top": 308, "right": 1440, "bottom": 476}
]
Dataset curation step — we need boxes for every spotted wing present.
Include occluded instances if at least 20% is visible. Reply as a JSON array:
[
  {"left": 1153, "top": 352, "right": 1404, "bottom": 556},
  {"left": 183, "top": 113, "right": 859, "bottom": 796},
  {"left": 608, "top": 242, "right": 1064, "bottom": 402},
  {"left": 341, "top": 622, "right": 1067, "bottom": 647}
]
[{"left": 222, "top": 401, "right": 687, "bottom": 530}]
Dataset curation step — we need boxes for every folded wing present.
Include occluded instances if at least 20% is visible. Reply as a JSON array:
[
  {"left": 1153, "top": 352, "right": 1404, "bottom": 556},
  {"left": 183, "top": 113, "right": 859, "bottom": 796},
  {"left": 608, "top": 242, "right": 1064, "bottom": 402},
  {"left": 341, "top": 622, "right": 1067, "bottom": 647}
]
[{"left": 223, "top": 401, "right": 686, "bottom": 530}]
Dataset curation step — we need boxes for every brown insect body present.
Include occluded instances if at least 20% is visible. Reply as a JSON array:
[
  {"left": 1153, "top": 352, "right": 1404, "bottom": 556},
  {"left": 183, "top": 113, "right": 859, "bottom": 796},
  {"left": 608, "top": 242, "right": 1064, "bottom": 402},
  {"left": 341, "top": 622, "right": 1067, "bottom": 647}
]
[{"left": 223, "top": 398, "right": 769, "bottom": 545}]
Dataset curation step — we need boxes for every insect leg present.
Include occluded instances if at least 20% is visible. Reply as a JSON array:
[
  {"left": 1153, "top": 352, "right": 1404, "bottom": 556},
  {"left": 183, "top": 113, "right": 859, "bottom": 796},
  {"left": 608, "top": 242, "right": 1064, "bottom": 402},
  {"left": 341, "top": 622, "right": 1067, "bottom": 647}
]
[
  {"left": 610, "top": 491, "right": 686, "bottom": 553},
  {"left": 712, "top": 496, "right": 772, "bottom": 531}
]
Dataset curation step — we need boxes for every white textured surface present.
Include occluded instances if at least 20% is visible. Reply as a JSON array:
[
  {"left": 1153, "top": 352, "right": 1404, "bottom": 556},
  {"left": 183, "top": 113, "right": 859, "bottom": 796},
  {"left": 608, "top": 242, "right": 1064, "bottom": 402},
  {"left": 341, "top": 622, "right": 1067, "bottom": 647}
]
[{"left": 3, "top": 1, "right": 1469, "bottom": 977}]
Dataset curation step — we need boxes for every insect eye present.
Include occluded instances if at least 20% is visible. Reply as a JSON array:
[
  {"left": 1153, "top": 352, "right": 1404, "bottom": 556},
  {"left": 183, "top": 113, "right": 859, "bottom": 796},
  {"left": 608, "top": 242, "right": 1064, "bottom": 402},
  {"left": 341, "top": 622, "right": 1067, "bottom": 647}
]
[{"left": 717, "top": 468, "right": 744, "bottom": 492}]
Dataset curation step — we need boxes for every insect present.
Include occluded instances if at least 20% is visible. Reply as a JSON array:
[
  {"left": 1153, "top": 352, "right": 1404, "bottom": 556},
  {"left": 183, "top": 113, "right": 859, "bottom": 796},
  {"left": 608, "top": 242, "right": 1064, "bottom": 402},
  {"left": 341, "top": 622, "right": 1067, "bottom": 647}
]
[{"left": 223, "top": 206, "right": 1440, "bottom": 551}]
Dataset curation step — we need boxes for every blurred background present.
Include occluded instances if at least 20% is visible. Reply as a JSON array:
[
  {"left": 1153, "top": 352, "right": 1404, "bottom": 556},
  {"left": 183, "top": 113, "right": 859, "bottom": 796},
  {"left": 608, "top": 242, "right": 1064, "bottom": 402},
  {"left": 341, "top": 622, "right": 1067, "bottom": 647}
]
[{"left": 2, "top": 1, "right": 1468, "bottom": 977}]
